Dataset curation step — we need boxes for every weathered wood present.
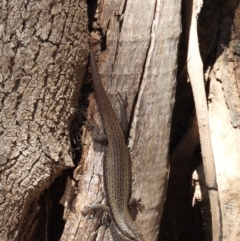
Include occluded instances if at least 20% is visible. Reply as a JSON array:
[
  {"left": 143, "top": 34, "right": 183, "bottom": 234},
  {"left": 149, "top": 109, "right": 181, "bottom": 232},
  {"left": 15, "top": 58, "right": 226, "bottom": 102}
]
[
  {"left": 61, "top": 0, "right": 181, "bottom": 240},
  {"left": 187, "top": 0, "right": 222, "bottom": 240},
  {"left": 0, "top": 0, "right": 88, "bottom": 240},
  {"left": 160, "top": 1, "right": 240, "bottom": 240},
  {"left": 209, "top": 1, "right": 240, "bottom": 240}
]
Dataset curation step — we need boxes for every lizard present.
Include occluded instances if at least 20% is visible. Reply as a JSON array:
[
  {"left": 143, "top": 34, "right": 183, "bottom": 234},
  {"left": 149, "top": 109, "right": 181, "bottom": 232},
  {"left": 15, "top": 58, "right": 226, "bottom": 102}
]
[{"left": 83, "top": 46, "right": 144, "bottom": 241}]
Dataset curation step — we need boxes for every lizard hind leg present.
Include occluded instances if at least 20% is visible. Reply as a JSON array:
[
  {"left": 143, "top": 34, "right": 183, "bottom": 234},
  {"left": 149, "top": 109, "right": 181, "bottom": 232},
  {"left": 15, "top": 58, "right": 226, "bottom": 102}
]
[
  {"left": 85, "top": 119, "right": 108, "bottom": 143},
  {"left": 82, "top": 203, "right": 110, "bottom": 216},
  {"left": 84, "top": 105, "right": 108, "bottom": 143},
  {"left": 129, "top": 197, "right": 144, "bottom": 212},
  {"left": 129, "top": 197, "right": 144, "bottom": 220}
]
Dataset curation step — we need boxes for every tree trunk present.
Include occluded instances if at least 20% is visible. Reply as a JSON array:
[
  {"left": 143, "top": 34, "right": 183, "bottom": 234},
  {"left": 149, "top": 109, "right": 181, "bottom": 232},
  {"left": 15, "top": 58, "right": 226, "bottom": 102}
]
[
  {"left": 209, "top": 1, "right": 240, "bottom": 240},
  {"left": 0, "top": 1, "right": 88, "bottom": 240},
  {"left": 160, "top": 0, "right": 240, "bottom": 240},
  {"left": 60, "top": 0, "right": 181, "bottom": 241},
  {"left": 2, "top": 0, "right": 240, "bottom": 241}
]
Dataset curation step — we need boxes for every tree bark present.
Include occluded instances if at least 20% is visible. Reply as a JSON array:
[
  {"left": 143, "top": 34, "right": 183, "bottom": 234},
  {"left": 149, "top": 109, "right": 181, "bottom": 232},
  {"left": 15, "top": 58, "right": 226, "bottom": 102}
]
[
  {"left": 3, "top": 0, "right": 240, "bottom": 241},
  {"left": 187, "top": 0, "right": 221, "bottom": 240},
  {"left": 209, "top": 1, "right": 240, "bottom": 240},
  {"left": 160, "top": 0, "right": 240, "bottom": 240},
  {"left": 0, "top": 1, "right": 88, "bottom": 240},
  {"left": 60, "top": 0, "right": 181, "bottom": 240}
]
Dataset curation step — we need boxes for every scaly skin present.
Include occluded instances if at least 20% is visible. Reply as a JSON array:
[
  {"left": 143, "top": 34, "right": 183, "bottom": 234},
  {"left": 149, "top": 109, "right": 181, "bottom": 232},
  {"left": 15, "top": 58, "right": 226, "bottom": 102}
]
[{"left": 89, "top": 47, "right": 144, "bottom": 241}]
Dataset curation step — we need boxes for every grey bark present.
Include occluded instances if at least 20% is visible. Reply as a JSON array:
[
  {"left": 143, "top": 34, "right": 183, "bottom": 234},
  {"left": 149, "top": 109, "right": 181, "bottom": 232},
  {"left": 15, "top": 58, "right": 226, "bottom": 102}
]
[{"left": 0, "top": 0, "right": 88, "bottom": 240}]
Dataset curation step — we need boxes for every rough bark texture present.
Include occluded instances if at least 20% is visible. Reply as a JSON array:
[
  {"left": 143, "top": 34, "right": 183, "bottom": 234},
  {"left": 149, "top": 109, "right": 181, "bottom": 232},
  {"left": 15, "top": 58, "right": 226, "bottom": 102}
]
[
  {"left": 3, "top": 0, "right": 239, "bottom": 240},
  {"left": 60, "top": 0, "right": 181, "bottom": 240},
  {"left": 0, "top": 0, "right": 88, "bottom": 240}
]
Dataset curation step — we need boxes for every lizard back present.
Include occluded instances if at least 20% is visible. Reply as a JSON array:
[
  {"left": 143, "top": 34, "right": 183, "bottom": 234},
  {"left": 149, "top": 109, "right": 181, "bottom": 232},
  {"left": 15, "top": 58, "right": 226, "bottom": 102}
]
[{"left": 89, "top": 48, "right": 143, "bottom": 241}]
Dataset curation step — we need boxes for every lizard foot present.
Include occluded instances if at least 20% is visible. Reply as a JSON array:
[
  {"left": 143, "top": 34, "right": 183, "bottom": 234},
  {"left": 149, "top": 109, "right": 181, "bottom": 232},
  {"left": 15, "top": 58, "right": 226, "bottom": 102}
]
[
  {"left": 82, "top": 203, "right": 110, "bottom": 216},
  {"left": 129, "top": 197, "right": 144, "bottom": 212}
]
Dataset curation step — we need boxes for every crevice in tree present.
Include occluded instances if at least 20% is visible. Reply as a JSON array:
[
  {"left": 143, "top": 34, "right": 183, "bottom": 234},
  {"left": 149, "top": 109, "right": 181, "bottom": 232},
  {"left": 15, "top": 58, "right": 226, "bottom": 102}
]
[
  {"left": 18, "top": 170, "right": 74, "bottom": 241},
  {"left": 117, "top": 0, "right": 127, "bottom": 31},
  {"left": 128, "top": 0, "right": 159, "bottom": 140},
  {"left": 87, "top": 0, "right": 98, "bottom": 30},
  {"left": 30, "top": 171, "right": 69, "bottom": 241},
  {"left": 159, "top": 0, "right": 224, "bottom": 240},
  {"left": 70, "top": 79, "right": 92, "bottom": 166},
  {"left": 100, "top": 34, "right": 107, "bottom": 52},
  {"left": 87, "top": 0, "right": 105, "bottom": 52}
]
